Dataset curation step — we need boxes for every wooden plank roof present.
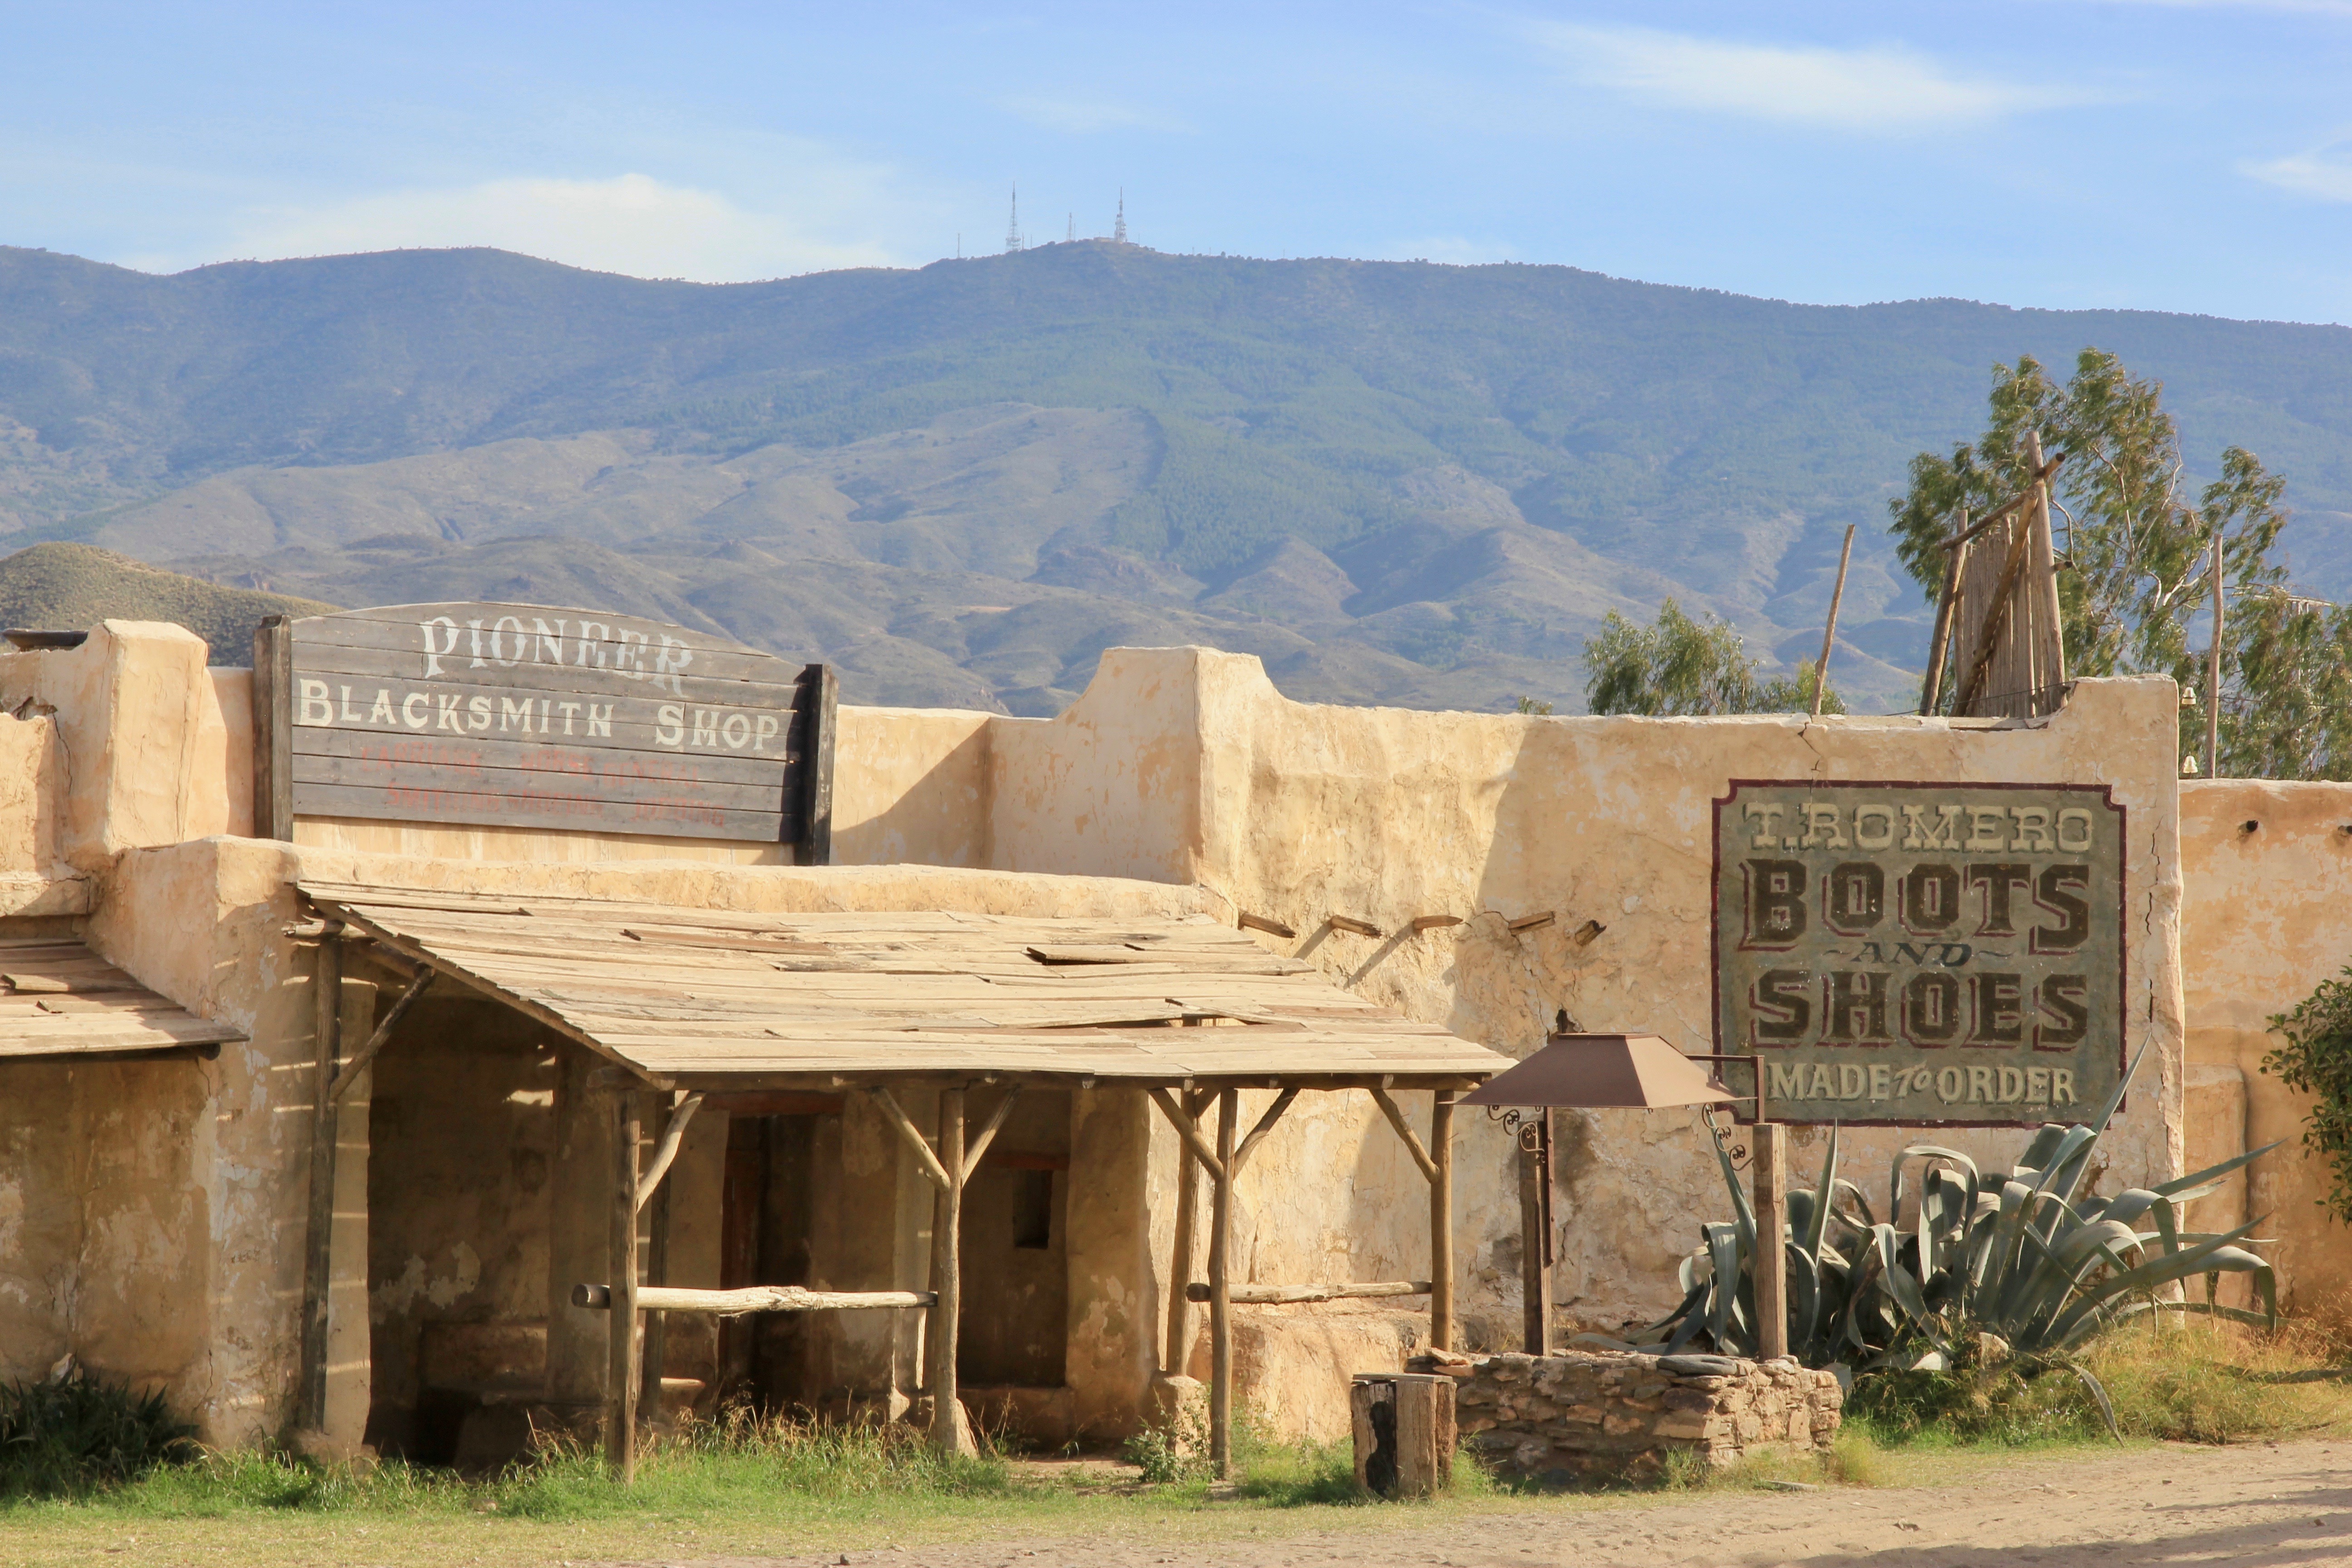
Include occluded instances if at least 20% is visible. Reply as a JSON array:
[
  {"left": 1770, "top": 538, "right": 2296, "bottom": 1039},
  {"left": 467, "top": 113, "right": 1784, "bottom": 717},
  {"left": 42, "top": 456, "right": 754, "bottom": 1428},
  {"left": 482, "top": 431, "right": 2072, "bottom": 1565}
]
[
  {"left": 298, "top": 879, "right": 1508, "bottom": 1089},
  {"left": 0, "top": 939, "right": 245, "bottom": 1061}
]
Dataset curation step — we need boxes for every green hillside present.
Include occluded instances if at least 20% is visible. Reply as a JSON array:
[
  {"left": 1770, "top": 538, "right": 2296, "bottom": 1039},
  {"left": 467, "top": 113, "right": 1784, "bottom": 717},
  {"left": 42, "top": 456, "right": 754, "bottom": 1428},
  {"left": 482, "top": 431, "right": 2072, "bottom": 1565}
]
[
  {"left": 3, "top": 241, "right": 2347, "bottom": 713},
  {"left": 0, "top": 543, "right": 336, "bottom": 664}
]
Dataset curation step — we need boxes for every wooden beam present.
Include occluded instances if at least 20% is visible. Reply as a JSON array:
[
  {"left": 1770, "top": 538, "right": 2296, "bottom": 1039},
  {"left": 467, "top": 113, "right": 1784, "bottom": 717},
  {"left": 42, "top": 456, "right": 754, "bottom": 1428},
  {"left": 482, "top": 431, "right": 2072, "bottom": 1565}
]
[
  {"left": 1934, "top": 451, "right": 2067, "bottom": 553},
  {"left": 1753, "top": 1123, "right": 1788, "bottom": 1361},
  {"left": 865, "top": 1085, "right": 952, "bottom": 1191},
  {"left": 327, "top": 967, "right": 435, "bottom": 1105},
  {"left": 1327, "top": 915, "right": 1380, "bottom": 938},
  {"left": 296, "top": 936, "right": 342, "bottom": 1431},
  {"left": 1430, "top": 1090, "right": 1455, "bottom": 1353},
  {"left": 1185, "top": 1280, "right": 1429, "bottom": 1304},
  {"left": 1371, "top": 1088, "right": 1439, "bottom": 1185},
  {"left": 960, "top": 1084, "right": 1024, "bottom": 1183},
  {"left": 1208, "top": 1088, "right": 1238, "bottom": 1480},
  {"left": 576, "top": 1283, "right": 936, "bottom": 1314},
  {"left": 1147, "top": 1086, "right": 1225, "bottom": 1180},
  {"left": 634, "top": 1092, "right": 706, "bottom": 1212},
  {"left": 604, "top": 1092, "right": 642, "bottom": 1482},
  {"left": 1236, "top": 911, "right": 1295, "bottom": 940},
  {"left": 927, "top": 1088, "right": 975, "bottom": 1456},
  {"left": 1409, "top": 915, "right": 1462, "bottom": 932},
  {"left": 1230, "top": 1087, "right": 1299, "bottom": 1176},
  {"left": 793, "top": 663, "right": 838, "bottom": 866}
]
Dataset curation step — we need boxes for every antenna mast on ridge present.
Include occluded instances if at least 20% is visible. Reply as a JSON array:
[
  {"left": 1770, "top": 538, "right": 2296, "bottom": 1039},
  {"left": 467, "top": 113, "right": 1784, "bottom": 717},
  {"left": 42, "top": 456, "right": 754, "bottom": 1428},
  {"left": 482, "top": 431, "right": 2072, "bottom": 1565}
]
[
  {"left": 1113, "top": 189, "right": 1127, "bottom": 244},
  {"left": 1004, "top": 186, "right": 1024, "bottom": 253}
]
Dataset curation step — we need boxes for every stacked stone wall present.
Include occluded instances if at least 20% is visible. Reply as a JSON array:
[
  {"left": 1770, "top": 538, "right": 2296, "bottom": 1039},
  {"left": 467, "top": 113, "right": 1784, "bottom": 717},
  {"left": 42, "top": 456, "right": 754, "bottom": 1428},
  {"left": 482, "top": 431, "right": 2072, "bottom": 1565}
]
[{"left": 1453, "top": 1350, "right": 1842, "bottom": 1483}]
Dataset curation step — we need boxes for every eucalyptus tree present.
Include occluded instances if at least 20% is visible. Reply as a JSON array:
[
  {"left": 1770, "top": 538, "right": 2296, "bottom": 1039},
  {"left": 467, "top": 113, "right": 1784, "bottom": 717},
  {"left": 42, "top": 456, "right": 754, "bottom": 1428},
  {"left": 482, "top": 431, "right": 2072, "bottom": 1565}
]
[{"left": 1889, "top": 349, "right": 2352, "bottom": 778}]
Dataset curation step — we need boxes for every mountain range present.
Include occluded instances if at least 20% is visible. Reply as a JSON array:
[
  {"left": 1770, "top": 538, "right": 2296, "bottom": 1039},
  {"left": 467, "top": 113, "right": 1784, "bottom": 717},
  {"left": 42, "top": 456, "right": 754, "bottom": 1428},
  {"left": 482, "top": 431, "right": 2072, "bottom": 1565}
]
[{"left": 3, "top": 240, "right": 2347, "bottom": 714}]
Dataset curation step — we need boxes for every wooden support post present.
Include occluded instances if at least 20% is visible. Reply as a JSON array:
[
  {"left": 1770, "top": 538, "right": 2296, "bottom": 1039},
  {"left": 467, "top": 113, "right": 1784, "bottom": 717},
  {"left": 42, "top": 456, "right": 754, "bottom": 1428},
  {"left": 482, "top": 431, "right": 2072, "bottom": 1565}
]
[
  {"left": 1921, "top": 509, "right": 1967, "bottom": 715},
  {"left": 1350, "top": 1374, "right": 1457, "bottom": 1499},
  {"left": 605, "top": 1093, "right": 642, "bottom": 1482},
  {"left": 1208, "top": 1087, "right": 1238, "bottom": 1479},
  {"left": 927, "top": 1088, "right": 974, "bottom": 1456},
  {"left": 297, "top": 936, "right": 342, "bottom": 1432},
  {"left": 1517, "top": 1112, "right": 1553, "bottom": 1356},
  {"left": 1430, "top": 1091, "right": 1455, "bottom": 1352},
  {"left": 2207, "top": 529, "right": 2224, "bottom": 779},
  {"left": 251, "top": 616, "right": 292, "bottom": 841},
  {"left": 1753, "top": 1123, "right": 1788, "bottom": 1361},
  {"left": 1163, "top": 1089, "right": 1205, "bottom": 1373},
  {"left": 635, "top": 1123, "right": 672, "bottom": 1429}
]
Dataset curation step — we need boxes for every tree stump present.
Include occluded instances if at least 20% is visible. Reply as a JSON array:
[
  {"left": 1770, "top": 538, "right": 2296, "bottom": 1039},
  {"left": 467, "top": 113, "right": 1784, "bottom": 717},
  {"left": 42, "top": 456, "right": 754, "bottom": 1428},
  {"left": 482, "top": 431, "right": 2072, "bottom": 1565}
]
[{"left": 1350, "top": 1373, "right": 1457, "bottom": 1499}]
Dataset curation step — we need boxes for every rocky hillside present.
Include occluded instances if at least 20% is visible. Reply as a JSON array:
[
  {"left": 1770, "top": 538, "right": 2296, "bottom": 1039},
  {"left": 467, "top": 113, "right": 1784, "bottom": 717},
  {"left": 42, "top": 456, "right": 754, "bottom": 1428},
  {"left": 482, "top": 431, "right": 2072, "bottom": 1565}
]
[{"left": 5, "top": 241, "right": 2347, "bottom": 713}]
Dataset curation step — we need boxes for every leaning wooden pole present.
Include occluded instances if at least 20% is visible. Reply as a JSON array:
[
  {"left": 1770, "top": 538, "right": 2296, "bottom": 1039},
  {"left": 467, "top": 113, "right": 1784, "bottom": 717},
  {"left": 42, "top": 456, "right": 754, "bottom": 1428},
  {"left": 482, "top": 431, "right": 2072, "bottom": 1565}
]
[
  {"left": 928, "top": 1088, "right": 972, "bottom": 1456},
  {"left": 604, "top": 1093, "right": 642, "bottom": 1482},
  {"left": 1208, "top": 1088, "right": 1239, "bottom": 1479},
  {"left": 1428, "top": 1091, "right": 1455, "bottom": 1352},
  {"left": 1812, "top": 524, "right": 1856, "bottom": 718},
  {"left": 1921, "top": 508, "right": 1968, "bottom": 715},
  {"left": 297, "top": 935, "right": 342, "bottom": 1432}
]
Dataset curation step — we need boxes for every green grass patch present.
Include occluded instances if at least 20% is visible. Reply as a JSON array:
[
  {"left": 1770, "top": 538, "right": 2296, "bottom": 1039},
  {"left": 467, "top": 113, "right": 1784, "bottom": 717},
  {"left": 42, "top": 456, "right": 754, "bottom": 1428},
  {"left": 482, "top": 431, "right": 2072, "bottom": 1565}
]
[{"left": 1847, "top": 1320, "right": 2352, "bottom": 1450}]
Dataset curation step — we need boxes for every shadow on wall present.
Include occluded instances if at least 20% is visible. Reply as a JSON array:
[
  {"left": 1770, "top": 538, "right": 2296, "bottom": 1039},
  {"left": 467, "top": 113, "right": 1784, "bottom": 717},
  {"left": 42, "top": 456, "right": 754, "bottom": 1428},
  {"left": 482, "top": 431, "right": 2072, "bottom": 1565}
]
[{"left": 830, "top": 712, "right": 996, "bottom": 869}]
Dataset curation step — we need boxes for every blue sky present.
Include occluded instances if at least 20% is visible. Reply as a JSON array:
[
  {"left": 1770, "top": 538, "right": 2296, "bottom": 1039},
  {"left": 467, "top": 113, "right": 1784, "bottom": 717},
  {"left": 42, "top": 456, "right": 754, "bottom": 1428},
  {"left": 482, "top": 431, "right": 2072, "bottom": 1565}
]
[{"left": 5, "top": 2, "right": 2351, "bottom": 324}]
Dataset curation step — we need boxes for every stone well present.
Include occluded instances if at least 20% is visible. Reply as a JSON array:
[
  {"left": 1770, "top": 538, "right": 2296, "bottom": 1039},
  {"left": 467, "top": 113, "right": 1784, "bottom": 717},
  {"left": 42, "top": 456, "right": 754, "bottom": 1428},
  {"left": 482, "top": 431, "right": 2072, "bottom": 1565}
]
[{"left": 1451, "top": 1350, "right": 1843, "bottom": 1483}]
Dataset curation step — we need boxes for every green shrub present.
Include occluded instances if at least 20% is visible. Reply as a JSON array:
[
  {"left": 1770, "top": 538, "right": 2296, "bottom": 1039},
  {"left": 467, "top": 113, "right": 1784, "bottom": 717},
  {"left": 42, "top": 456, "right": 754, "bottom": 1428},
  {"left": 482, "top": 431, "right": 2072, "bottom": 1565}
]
[{"left": 0, "top": 1366, "right": 196, "bottom": 1497}]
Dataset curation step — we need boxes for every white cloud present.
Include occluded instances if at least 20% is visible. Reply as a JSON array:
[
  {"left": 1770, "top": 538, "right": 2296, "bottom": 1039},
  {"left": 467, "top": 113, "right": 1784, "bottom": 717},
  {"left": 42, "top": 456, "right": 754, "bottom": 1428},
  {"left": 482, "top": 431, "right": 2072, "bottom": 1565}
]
[
  {"left": 999, "top": 96, "right": 1191, "bottom": 135},
  {"left": 1531, "top": 23, "right": 2097, "bottom": 131},
  {"left": 2247, "top": 140, "right": 2352, "bottom": 201},
  {"left": 189, "top": 172, "right": 899, "bottom": 282}
]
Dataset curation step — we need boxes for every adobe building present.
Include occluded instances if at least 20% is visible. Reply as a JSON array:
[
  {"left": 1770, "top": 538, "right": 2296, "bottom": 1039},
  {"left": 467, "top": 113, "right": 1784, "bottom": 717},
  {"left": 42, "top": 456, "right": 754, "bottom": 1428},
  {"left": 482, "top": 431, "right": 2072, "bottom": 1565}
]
[{"left": 0, "top": 606, "right": 2341, "bottom": 1461}]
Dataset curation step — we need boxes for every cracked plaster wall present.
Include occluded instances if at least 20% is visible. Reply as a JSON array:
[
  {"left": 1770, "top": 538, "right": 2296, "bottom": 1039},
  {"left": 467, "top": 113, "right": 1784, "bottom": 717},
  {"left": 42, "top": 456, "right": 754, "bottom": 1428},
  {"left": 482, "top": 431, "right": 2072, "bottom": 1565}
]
[{"left": 2179, "top": 780, "right": 2352, "bottom": 1313}]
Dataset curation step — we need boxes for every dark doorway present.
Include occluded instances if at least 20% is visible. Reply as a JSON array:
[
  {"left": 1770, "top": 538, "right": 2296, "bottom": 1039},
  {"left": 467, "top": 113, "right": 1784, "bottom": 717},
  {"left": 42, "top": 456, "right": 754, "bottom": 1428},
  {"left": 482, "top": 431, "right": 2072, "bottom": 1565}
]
[
  {"left": 719, "top": 1112, "right": 819, "bottom": 1406},
  {"left": 956, "top": 1088, "right": 1070, "bottom": 1389}
]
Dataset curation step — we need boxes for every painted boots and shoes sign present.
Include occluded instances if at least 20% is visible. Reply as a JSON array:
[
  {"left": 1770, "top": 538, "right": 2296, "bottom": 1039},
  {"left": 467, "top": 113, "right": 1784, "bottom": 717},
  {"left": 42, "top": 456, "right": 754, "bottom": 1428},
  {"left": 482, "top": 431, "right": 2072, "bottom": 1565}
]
[{"left": 1712, "top": 781, "right": 2124, "bottom": 1127}]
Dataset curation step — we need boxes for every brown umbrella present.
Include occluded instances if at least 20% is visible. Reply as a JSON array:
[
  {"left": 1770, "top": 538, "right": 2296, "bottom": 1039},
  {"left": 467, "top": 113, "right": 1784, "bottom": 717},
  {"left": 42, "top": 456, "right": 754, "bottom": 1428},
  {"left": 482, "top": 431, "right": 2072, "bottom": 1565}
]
[
  {"left": 1465, "top": 1034, "right": 1746, "bottom": 1356},
  {"left": 1462, "top": 1033, "right": 1739, "bottom": 1111}
]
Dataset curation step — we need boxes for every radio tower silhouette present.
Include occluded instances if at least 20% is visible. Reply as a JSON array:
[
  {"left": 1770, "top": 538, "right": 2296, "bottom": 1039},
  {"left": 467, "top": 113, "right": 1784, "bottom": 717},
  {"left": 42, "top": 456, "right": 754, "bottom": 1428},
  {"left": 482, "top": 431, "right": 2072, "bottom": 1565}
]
[
  {"left": 1112, "top": 190, "right": 1127, "bottom": 244},
  {"left": 1004, "top": 186, "right": 1024, "bottom": 253}
]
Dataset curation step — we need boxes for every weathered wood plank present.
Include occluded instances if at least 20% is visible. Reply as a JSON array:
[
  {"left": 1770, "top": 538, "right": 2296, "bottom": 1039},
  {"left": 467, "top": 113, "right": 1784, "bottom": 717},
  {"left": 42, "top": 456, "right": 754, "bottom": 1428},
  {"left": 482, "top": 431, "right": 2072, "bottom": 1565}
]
[
  {"left": 1184, "top": 1280, "right": 1429, "bottom": 1304},
  {"left": 294, "top": 751, "right": 791, "bottom": 816},
  {"left": 294, "top": 603, "right": 805, "bottom": 690},
  {"left": 291, "top": 780, "right": 789, "bottom": 842},
  {"left": 573, "top": 1283, "right": 936, "bottom": 1314},
  {"left": 294, "top": 725, "right": 801, "bottom": 788}
]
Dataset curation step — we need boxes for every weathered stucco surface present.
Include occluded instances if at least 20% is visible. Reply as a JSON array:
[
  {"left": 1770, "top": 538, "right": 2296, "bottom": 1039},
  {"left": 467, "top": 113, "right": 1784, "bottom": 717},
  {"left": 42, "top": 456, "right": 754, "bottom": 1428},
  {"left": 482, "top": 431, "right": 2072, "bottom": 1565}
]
[
  {"left": 2180, "top": 779, "right": 2352, "bottom": 1312},
  {"left": 990, "top": 650, "right": 2185, "bottom": 1346},
  {"left": 0, "top": 627, "right": 2225, "bottom": 1448}
]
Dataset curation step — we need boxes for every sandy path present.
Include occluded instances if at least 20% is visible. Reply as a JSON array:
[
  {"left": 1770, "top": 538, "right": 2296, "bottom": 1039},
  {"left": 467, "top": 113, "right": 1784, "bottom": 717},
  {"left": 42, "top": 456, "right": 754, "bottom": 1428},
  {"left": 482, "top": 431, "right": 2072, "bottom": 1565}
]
[{"left": 669, "top": 1440, "right": 2352, "bottom": 1568}]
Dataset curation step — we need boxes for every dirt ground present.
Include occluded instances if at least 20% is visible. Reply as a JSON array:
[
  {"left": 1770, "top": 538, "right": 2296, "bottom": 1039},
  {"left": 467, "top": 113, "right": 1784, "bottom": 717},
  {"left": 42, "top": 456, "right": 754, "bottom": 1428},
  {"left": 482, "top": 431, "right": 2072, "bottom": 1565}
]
[{"left": 665, "top": 1440, "right": 2352, "bottom": 1568}]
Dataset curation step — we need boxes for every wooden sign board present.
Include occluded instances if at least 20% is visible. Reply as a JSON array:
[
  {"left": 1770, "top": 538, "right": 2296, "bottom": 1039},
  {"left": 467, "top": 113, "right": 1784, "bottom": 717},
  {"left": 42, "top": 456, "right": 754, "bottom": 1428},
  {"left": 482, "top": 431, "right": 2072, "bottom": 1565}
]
[
  {"left": 1712, "top": 780, "right": 2125, "bottom": 1127},
  {"left": 252, "top": 603, "right": 836, "bottom": 858}
]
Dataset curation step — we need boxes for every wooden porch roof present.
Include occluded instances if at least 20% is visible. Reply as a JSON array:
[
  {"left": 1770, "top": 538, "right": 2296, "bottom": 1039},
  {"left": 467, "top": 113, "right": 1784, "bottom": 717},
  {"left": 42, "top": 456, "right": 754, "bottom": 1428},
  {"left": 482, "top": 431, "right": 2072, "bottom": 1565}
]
[
  {"left": 0, "top": 938, "right": 245, "bottom": 1060},
  {"left": 298, "top": 879, "right": 1507, "bottom": 1089}
]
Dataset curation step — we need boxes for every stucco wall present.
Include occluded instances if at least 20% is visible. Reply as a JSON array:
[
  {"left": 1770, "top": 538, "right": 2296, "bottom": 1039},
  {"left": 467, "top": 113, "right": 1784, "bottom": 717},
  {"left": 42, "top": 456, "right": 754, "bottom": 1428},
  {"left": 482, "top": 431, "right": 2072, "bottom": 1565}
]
[
  {"left": 985, "top": 650, "right": 2185, "bottom": 1342},
  {"left": 2179, "top": 779, "right": 2352, "bottom": 1312}
]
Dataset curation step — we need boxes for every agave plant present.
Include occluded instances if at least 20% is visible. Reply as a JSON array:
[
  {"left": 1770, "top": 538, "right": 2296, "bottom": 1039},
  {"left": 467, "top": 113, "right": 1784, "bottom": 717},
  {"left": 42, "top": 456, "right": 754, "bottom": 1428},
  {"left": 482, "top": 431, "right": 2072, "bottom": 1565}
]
[{"left": 1594, "top": 1049, "right": 2278, "bottom": 1398}]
